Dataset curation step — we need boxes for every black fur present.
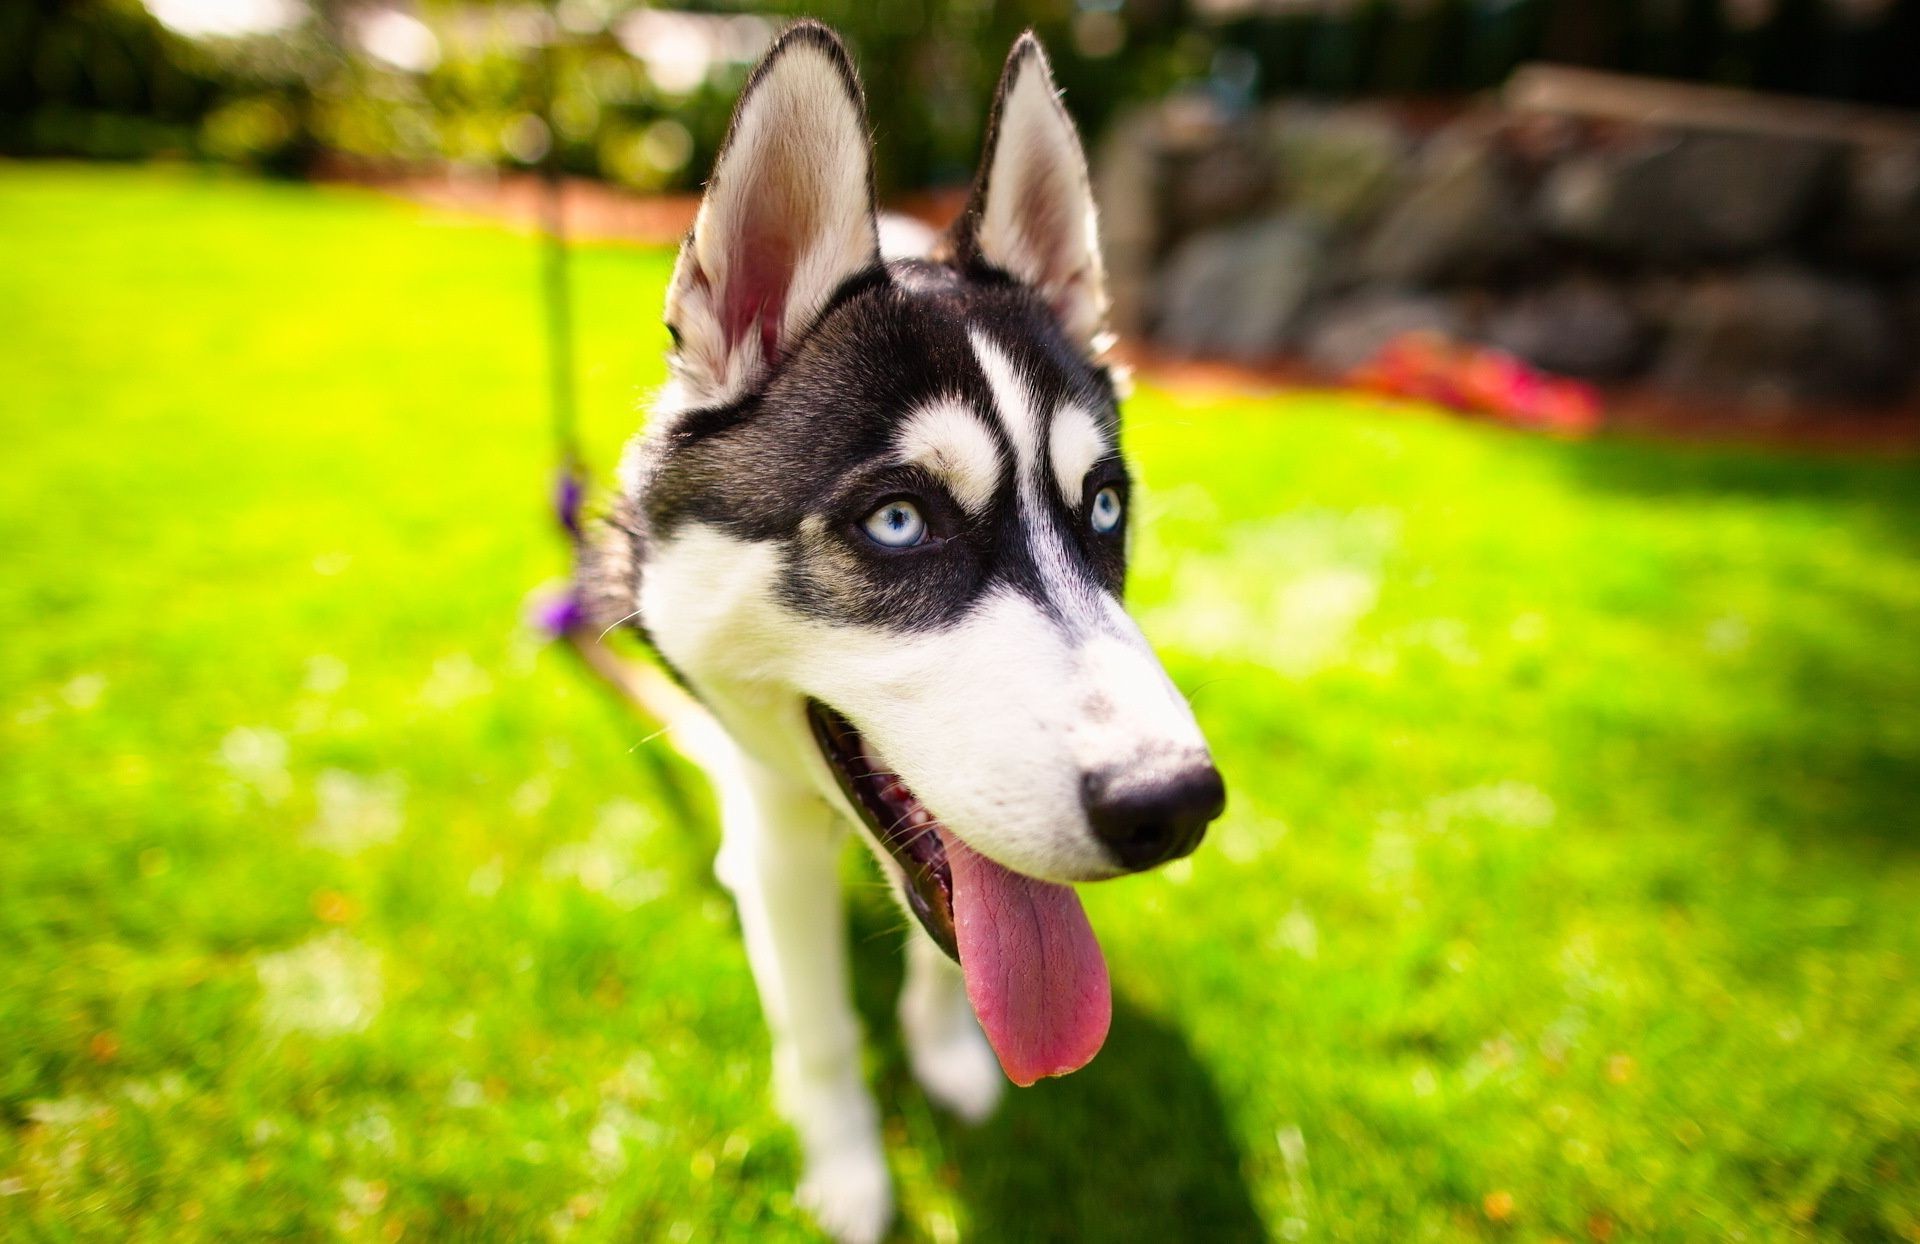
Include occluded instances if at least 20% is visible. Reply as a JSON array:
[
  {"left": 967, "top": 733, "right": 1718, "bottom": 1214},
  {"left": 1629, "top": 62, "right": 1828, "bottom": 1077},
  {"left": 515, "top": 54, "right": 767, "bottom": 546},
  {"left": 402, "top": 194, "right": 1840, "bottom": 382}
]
[
  {"left": 593, "top": 23, "right": 1127, "bottom": 643},
  {"left": 630, "top": 259, "right": 1125, "bottom": 635}
]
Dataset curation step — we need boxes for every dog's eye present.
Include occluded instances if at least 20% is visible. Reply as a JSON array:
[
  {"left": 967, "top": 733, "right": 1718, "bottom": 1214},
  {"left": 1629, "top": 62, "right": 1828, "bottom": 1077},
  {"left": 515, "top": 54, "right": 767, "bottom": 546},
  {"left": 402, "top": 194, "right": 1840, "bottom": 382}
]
[
  {"left": 1089, "top": 485, "right": 1124, "bottom": 534},
  {"left": 862, "top": 499, "right": 929, "bottom": 548}
]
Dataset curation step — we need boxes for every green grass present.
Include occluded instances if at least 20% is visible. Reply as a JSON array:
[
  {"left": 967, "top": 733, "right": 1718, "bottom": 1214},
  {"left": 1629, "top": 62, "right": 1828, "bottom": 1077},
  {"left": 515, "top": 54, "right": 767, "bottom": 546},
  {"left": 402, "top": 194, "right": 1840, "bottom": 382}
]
[{"left": 3, "top": 164, "right": 1919, "bottom": 1243}]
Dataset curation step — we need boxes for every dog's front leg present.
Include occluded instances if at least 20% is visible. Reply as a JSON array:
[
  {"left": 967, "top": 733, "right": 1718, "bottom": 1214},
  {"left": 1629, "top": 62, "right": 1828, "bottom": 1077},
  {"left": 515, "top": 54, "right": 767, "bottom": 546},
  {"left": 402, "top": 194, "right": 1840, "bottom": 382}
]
[
  {"left": 900, "top": 924, "right": 1005, "bottom": 1123},
  {"left": 712, "top": 751, "right": 890, "bottom": 1244}
]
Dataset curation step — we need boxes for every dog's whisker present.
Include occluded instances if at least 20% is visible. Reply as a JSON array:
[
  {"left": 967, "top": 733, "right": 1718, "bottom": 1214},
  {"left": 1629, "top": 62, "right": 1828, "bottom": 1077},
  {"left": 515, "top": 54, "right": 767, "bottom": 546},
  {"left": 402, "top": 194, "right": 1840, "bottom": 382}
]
[
  {"left": 858, "top": 921, "right": 913, "bottom": 949},
  {"left": 1181, "top": 675, "right": 1243, "bottom": 706},
  {"left": 891, "top": 818, "right": 947, "bottom": 856},
  {"left": 595, "top": 609, "right": 644, "bottom": 644},
  {"left": 625, "top": 725, "right": 671, "bottom": 754},
  {"left": 878, "top": 806, "right": 923, "bottom": 841}
]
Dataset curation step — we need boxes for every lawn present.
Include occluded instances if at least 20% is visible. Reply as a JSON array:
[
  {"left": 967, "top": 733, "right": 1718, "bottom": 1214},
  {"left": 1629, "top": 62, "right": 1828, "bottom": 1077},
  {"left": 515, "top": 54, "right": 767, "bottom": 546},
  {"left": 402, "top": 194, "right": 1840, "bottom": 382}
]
[{"left": 3, "top": 164, "right": 1919, "bottom": 1243}]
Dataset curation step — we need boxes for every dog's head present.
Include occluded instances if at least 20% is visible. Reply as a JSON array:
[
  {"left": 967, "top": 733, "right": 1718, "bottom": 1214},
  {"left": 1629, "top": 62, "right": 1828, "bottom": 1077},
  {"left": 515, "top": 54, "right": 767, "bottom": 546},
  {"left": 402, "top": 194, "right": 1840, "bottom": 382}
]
[{"left": 612, "top": 23, "right": 1223, "bottom": 1082}]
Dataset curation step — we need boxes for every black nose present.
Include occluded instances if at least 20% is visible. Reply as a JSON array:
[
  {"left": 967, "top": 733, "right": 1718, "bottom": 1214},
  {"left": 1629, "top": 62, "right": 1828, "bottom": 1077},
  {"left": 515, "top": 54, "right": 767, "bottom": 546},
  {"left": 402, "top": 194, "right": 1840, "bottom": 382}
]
[{"left": 1083, "top": 760, "right": 1226, "bottom": 872}]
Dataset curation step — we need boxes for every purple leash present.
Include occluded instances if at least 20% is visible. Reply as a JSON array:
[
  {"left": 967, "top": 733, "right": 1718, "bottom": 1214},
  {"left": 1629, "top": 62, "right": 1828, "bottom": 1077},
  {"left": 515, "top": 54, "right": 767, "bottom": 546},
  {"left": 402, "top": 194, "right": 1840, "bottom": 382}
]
[{"left": 531, "top": 6, "right": 589, "bottom": 643}]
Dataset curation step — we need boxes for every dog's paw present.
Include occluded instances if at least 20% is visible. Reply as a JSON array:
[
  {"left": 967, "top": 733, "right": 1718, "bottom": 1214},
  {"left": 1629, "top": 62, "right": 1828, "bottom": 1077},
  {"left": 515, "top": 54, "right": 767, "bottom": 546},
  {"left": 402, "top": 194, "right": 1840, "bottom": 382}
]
[
  {"left": 776, "top": 1058, "right": 890, "bottom": 1241},
  {"left": 906, "top": 1014, "right": 1005, "bottom": 1124},
  {"left": 796, "top": 1144, "right": 893, "bottom": 1244}
]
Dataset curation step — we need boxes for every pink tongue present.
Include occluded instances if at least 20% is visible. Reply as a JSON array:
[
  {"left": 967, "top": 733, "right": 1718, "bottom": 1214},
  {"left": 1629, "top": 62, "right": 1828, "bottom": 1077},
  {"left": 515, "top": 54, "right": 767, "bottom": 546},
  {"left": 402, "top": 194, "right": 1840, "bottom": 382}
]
[{"left": 940, "top": 829, "right": 1111, "bottom": 1087}]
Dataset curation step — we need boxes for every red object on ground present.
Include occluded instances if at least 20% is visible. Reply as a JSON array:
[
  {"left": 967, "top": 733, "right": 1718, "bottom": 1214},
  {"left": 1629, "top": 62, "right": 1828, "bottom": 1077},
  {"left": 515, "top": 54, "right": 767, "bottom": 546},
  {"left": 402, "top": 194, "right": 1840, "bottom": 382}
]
[{"left": 1350, "top": 331, "right": 1603, "bottom": 435}]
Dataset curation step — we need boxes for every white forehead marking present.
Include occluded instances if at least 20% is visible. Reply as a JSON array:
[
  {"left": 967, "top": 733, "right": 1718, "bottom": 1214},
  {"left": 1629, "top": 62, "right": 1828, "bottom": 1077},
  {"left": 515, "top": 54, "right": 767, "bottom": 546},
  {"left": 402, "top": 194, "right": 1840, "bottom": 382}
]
[
  {"left": 1049, "top": 405, "right": 1107, "bottom": 503},
  {"left": 894, "top": 399, "right": 1003, "bottom": 514},
  {"left": 969, "top": 328, "right": 1114, "bottom": 632},
  {"left": 968, "top": 329, "right": 1041, "bottom": 477}
]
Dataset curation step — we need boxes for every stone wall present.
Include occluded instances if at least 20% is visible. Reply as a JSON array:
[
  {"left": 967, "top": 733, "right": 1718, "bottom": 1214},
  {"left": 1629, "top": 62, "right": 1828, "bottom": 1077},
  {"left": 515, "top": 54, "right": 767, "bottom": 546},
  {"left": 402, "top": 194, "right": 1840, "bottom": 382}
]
[{"left": 1098, "top": 70, "right": 1920, "bottom": 411}]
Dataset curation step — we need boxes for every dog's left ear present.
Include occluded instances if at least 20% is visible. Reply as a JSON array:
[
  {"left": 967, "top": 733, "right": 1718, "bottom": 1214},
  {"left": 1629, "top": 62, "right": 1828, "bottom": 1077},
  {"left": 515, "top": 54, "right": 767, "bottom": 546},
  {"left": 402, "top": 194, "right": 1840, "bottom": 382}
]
[
  {"left": 663, "top": 21, "right": 879, "bottom": 407},
  {"left": 945, "top": 34, "right": 1109, "bottom": 356}
]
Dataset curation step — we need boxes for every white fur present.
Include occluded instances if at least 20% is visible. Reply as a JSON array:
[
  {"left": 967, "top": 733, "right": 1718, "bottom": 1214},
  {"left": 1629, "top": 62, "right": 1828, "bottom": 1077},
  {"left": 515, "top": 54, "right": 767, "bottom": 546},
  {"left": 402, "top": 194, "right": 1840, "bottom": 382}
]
[
  {"left": 711, "top": 751, "right": 890, "bottom": 1244},
  {"left": 968, "top": 329, "right": 1101, "bottom": 624},
  {"left": 1071, "top": 597, "right": 1215, "bottom": 777},
  {"left": 641, "top": 532, "right": 1207, "bottom": 885},
  {"left": 877, "top": 212, "right": 938, "bottom": 261},
  {"left": 974, "top": 44, "right": 1110, "bottom": 354},
  {"left": 662, "top": 38, "right": 877, "bottom": 410},
  {"left": 1049, "top": 404, "right": 1108, "bottom": 503},
  {"left": 894, "top": 400, "right": 1004, "bottom": 515},
  {"left": 970, "top": 328, "right": 1042, "bottom": 473}
]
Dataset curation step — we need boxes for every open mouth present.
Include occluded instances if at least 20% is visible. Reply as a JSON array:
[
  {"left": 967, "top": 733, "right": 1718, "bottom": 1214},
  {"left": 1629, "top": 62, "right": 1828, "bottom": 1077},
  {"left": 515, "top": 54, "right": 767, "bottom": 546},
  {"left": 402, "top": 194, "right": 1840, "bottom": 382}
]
[
  {"left": 806, "top": 700, "right": 1113, "bottom": 1086},
  {"left": 807, "top": 701, "right": 957, "bottom": 958}
]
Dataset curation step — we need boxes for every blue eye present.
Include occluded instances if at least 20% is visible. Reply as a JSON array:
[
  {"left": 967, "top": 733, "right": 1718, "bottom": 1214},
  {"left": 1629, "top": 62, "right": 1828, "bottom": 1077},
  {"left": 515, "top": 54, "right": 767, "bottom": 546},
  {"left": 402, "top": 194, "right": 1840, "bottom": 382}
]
[
  {"left": 1090, "top": 485, "right": 1124, "bottom": 534},
  {"left": 862, "top": 499, "right": 928, "bottom": 548}
]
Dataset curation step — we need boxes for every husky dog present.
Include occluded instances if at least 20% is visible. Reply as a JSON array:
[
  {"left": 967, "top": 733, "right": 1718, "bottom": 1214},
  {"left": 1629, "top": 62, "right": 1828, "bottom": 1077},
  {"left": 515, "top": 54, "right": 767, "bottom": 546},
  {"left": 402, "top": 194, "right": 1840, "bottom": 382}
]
[{"left": 585, "top": 22, "right": 1224, "bottom": 1242}]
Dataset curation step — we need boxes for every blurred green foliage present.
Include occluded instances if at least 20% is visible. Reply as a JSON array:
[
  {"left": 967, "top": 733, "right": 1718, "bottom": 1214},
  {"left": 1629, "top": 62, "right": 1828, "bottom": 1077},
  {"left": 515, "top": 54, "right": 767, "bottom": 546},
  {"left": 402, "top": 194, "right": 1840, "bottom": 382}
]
[
  {"left": 4, "top": 166, "right": 1920, "bottom": 1240},
  {"left": 7, "top": 1, "right": 1917, "bottom": 193},
  {"left": 0, "top": 0, "right": 1210, "bottom": 191}
]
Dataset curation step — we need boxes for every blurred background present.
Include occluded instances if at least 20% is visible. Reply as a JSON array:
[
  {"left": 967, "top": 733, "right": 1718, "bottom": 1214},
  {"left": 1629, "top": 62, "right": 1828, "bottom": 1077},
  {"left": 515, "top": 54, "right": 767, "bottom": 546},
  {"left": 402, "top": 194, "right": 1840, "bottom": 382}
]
[
  {"left": 9, "top": 0, "right": 1920, "bottom": 422},
  {"left": 3, "top": 2, "right": 1919, "bottom": 1241}
]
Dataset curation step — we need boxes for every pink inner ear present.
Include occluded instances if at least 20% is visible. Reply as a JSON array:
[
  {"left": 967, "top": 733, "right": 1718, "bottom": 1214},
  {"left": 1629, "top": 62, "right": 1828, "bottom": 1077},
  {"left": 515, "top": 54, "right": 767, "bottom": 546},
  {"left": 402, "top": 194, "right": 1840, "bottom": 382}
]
[
  {"left": 1015, "top": 165, "right": 1071, "bottom": 286},
  {"left": 720, "top": 233, "right": 793, "bottom": 371}
]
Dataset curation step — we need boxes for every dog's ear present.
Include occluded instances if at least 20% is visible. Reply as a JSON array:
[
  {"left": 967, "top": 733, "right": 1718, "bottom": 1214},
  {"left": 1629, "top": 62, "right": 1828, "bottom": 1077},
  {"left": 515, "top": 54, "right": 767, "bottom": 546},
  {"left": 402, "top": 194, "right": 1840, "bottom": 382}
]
[
  {"left": 945, "top": 34, "right": 1109, "bottom": 356},
  {"left": 663, "top": 21, "right": 878, "bottom": 406}
]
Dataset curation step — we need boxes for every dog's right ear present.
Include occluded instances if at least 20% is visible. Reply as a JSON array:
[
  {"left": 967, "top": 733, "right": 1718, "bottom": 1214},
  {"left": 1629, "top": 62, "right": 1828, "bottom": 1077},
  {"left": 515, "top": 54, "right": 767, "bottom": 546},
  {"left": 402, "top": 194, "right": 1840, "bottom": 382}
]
[
  {"left": 942, "top": 34, "right": 1109, "bottom": 358},
  {"left": 663, "top": 22, "right": 879, "bottom": 407}
]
